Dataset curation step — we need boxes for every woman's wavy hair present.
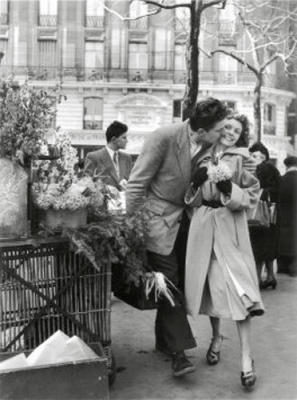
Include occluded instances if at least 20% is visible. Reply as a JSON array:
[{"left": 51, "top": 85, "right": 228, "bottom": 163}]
[{"left": 225, "top": 110, "right": 250, "bottom": 147}]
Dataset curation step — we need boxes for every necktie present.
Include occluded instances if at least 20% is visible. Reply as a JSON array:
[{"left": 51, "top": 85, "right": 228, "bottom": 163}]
[{"left": 113, "top": 151, "right": 119, "bottom": 175}]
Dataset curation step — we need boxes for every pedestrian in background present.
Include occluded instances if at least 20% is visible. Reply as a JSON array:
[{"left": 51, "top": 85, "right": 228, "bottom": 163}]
[
  {"left": 248, "top": 142, "right": 280, "bottom": 289},
  {"left": 278, "top": 156, "right": 297, "bottom": 277},
  {"left": 84, "top": 120, "right": 132, "bottom": 191}
]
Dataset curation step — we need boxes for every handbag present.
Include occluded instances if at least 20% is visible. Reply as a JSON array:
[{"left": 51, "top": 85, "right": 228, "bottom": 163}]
[{"left": 248, "top": 189, "right": 277, "bottom": 227}]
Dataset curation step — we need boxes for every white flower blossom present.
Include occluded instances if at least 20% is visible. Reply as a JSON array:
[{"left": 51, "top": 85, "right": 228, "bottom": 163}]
[{"left": 207, "top": 160, "right": 232, "bottom": 183}]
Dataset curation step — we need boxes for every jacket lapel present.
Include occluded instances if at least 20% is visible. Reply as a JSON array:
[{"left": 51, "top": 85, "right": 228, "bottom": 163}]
[
  {"left": 175, "top": 121, "right": 191, "bottom": 186},
  {"left": 118, "top": 152, "right": 126, "bottom": 180},
  {"left": 102, "top": 148, "right": 119, "bottom": 184}
]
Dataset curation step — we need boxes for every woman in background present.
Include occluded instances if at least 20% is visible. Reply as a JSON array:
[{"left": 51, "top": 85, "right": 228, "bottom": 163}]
[{"left": 248, "top": 142, "right": 280, "bottom": 289}]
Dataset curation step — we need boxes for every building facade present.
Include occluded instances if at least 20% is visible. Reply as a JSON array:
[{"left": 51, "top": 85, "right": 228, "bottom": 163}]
[{"left": 0, "top": 0, "right": 296, "bottom": 170}]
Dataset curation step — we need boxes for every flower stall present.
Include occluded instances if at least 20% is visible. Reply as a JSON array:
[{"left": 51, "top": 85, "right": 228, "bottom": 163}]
[
  {"left": 0, "top": 79, "right": 117, "bottom": 386},
  {"left": 0, "top": 79, "right": 174, "bottom": 391}
]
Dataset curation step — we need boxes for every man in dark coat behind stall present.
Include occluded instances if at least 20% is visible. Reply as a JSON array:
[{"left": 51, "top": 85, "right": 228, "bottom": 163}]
[
  {"left": 278, "top": 156, "right": 297, "bottom": 277},
  {"left": 84, "top": 120, "right": 132, "bottom": 191}
]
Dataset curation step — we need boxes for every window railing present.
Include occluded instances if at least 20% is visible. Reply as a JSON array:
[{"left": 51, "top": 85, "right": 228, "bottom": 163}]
[
  {"left": 0, "top": 66, "right": 291, "bottom": 91},
  {"left": 39, "top": 15, "right": 57, "bottom": 26},
  {"left": 83, "top": 120, "right": 103, "bottom": 130},
  {"left": 86, "top": 16, "right": 104, "bottom": 28},
  {"left": 129, "top": 19, "right": 148, "bottom": 30},
  {"left": 0, "top": 13, "right": 8, "bottom": 24}
]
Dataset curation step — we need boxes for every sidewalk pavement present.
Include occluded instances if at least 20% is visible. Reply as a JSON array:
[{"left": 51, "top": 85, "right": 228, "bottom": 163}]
[{"left": 110, "top": 273, "right": 297, "bottom": 400}]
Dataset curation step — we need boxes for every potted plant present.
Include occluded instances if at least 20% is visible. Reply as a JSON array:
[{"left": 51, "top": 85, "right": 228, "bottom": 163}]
[{"left": 32, "top": 131, "right": 105, "bottom": 229}]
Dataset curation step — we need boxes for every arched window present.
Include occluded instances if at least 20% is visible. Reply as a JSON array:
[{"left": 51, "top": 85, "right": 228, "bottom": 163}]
[
  {"left": 129, "top": 1, "right": 148, "bottom": 29},
  {"left": 0, "top": 0, "right": 9, "bottom": 24},
  {"left": 129, "top": 1, "right": 147, "bottom": 18},
  {"left": 85, "top": 41, "right": 104, "bottom": 69},
  {"left": 83, "top": 97, "right": 103, "bottom": 130},
  {"left": 264, "top": 103, "right": 276, "bottom": 135},
  {"left": 86, "top": 0, "right": 104, "bottom": 28},
  {"left": 39, "top": 0, "right": 57, "bottom": 26},
  {"left": 0, "top": 39, "right": 8, "bottom": 65}
]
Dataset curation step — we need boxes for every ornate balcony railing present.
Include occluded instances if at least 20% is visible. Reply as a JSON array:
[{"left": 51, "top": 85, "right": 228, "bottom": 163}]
[
  {"left": 86, "top": 16, "right": 104, "bottom": 28},
  {"left": 129, "top": 19, "right": 148, "bottom": 30},
  {"left": 39, "top": 15, "right": 57, "bottom": 27},
  {"left": 0, "top": 13, "right": 8, "bottom": 25},
  {"left": 0, "top": 65, "right": 292, "bottom": 92}
]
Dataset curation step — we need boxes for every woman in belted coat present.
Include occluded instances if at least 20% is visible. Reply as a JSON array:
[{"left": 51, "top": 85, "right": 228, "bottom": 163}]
[{"left": 185, "top": 113, "right": 264, "bottom": 388}]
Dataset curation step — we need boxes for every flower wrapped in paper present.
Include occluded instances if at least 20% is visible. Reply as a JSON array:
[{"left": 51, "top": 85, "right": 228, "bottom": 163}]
[{"left": 207, "top": 151, "right": 232, "bottom": 183}]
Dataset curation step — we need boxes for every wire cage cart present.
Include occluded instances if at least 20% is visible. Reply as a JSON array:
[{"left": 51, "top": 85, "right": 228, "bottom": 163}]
[{"left": 0, "top": 237, "right": 116, "bottom": 384}]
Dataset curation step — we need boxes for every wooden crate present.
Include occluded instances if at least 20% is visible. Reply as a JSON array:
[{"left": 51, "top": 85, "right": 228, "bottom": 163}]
[
  {"left": 0, "top": 358, "right": 109, "bottom": 400},
  {"left": 0, "top": 238, "right": 113, "bottom": 372}
]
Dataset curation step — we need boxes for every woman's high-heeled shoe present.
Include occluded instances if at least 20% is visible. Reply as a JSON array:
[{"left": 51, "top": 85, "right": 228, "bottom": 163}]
[
  {"left": 260, "top": 277, "right": 277, "bottom": 290},
  {"left": 241, "top": 359, "right": 256, "bottom": 388},
  {"left": 206, "top": 335, "right": 223, "bottom": 365}
]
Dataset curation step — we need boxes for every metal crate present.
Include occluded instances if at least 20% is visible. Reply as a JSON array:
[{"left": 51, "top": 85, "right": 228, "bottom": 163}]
[{"left": 0, "top": 238, "right": 112, "bottom": 371}]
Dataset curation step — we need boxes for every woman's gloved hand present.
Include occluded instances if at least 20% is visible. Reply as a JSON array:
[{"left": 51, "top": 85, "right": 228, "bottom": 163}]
[
  {"left": 191, "top": 166, "right": 208, "bottom": 189},
  {"left": 216, "top": 179, "right": 232, "bottom": 195}
]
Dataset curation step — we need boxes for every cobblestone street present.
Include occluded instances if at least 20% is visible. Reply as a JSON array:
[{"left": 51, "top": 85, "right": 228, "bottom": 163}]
[{"left": 110, "top": 273, "right": 297, "bottom": 400}]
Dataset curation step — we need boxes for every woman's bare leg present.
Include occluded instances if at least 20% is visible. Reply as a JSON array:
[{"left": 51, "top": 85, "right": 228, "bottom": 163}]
[
  {"left": 236, "top": 316, "right": 253, "bottom": 372},
  {"left": 209, "top": 316, "right": 223, "bottom": 351}
]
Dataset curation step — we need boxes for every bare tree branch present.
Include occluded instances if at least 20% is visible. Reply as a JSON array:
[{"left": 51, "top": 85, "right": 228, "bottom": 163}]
[
  {"left": 211, "top": 49, "right": 259, "bottom": 75},
  {"left": 104, "top": 4, "right": 161, "bottom": 21},
  {"left": 202, "top": 0, "right": 226, "bottom": 11},
  {"left": 144, "top": 0, "right": 191, "bottom": 9}
]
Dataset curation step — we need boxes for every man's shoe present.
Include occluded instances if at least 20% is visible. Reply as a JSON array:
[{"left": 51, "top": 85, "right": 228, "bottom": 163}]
[{"left": 172, "top": 351, "right": 196, "bottom": 377}]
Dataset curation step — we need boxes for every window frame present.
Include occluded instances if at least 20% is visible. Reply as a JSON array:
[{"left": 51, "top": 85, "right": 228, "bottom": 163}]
[
  {"left": 263, "top": 103, "right": 276, "bottom": 135},
  {"left": 83, "top": 96, "right": 104, "bottom": 130}
]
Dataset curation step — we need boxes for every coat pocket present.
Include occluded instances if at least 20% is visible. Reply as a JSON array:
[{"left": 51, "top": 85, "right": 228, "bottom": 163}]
[{"left": 146, "top": 199, "right": 166, "bottom": 216}]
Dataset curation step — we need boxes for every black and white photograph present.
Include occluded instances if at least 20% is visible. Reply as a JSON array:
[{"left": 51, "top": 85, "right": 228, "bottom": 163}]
[{"left": 0, "top": 0, "right": 296, "bottom": 399}]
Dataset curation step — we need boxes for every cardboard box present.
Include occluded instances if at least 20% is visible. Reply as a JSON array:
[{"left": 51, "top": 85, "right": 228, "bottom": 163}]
[{"left": 0, "top": 358, "right": 109, "bottom": 400}]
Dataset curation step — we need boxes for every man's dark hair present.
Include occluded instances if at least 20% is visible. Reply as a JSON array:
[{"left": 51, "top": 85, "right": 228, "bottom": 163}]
[
  {"left": 189, "top": 98, "right": 228, "bottom": 132},
  {"left": 284, "top": 155, "right": 297, "bottom": 168},
  {"left": 249, "top": 142, "right": 270, "bottom": 161},
  {"left": 106, "top": 120, "right": 128, "bottom": 143}
]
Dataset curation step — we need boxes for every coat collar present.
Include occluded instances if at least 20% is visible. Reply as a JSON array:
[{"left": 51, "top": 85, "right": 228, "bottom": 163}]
[
  {"left": 175, "top": 121, "right": 191, "bottom": 185},
  {"left": 195, "top": 145, "right": 250, "bottom": 165}
]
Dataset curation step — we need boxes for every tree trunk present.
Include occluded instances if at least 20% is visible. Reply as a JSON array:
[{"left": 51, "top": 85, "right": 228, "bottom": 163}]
[
  {"left": 182, "top": 0, "right": 202, "bottom": 121},
  {"left": 253, "top": 74, "right": 263, "bottom": 142}
]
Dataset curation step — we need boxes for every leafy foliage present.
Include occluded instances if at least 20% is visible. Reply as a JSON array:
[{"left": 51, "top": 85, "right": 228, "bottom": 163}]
[
  {"left": 0, "top": 78, "right": 58, "bottom": 163},
  {"left": 63, "top": 208, "right": 151, "bottom": 286}
]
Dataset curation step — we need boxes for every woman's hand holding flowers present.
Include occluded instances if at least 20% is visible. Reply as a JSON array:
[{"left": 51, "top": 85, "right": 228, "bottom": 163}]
[
  {"left": 216, "top": 180, "right": 232, "bottom": 195},
  {"left": 191, "top": 166, "right": 208, "bottom": 189}
]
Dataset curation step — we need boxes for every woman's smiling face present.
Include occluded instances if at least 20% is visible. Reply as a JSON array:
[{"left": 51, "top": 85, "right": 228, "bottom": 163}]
[{"left": 219, "top": 118, "right": 243, "bottom": 148}]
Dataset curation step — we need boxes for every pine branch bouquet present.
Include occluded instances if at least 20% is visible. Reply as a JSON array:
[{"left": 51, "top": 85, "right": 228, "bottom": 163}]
[{"left": 60, "top": 208, "right": 176, "bottom": 308}]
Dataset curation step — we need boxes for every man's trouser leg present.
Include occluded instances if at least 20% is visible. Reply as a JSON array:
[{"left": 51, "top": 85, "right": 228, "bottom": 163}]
[{"left": 147, "top": 230, "right": 196, "bottom": 354}]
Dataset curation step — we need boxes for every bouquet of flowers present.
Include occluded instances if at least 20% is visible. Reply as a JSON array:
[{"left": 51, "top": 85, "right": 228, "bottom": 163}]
[
  {"left": 207, "top": 151, "right": 232, "bottom": 183},
  {"left": 32, "top": 131, "right": 105, "bottom": 211}
]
